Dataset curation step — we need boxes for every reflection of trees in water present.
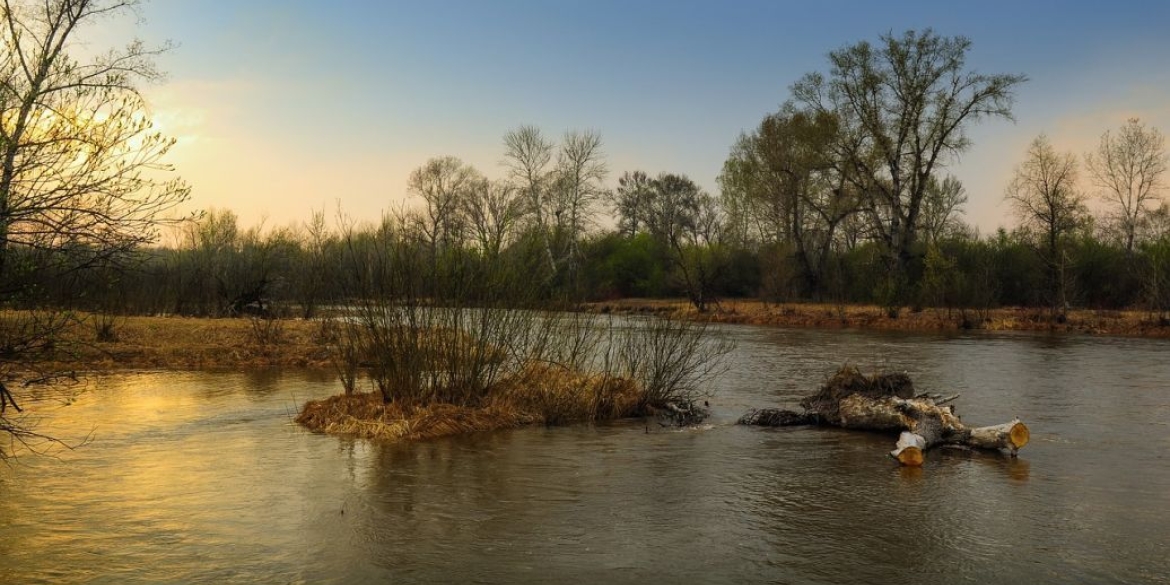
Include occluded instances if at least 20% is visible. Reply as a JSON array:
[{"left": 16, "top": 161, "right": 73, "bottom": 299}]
[
  {"left": 225, "top": 369, "right": 334, "bottom": 399},
  {"left": 354, "top": 431, "right": 545, "bottom": 575},
  {"left": 242, "top": 370, "right": 281, "bottom": 396}
]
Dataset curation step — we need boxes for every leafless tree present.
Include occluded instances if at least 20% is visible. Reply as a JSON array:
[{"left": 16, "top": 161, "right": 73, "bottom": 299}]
[
  {"left": 502, "top": 126, "right": 606, "bottom": 287},
  {"left": 462, "top": 177, "right": 523, "bottom": 259},
  {"left": 407, "top": 156, "right": 480, "bottom": 257},
  {"left": 1085, "top": 118, "right": 1168, "bottom": 252},
  {"left": 1, "top": 0, "right": 189, "bottom": 457},
  {"left": 919, "top": 175, "right": 968, "bottom": 245},
  {"left": 1143, "top": 202, "right": 1170, "bottom": 242},
  {"left": 502, "top": 125, "right": 555, "bottom": 270},
  {"left": 1005, "top": 135, "right": 1088, "bottom": 310},
  {"left": 294, "top": 207, "right": 335, "bottom": 318},
  {"left": 553, "top": 130, "right": 607, "bottom": 277},
  {"left": 0, "top": 0, "right": 190, "bottom": 282}
]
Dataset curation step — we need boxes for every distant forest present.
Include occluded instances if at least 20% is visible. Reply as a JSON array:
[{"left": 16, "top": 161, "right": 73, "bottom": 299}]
[{"left": 9, "top": 30, "right": 1170, "bottom": 321}]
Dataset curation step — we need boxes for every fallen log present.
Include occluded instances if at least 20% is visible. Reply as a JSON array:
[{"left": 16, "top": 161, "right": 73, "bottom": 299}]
[{"left": 739, "top": 366, "right": 1029, "bottom": 466}]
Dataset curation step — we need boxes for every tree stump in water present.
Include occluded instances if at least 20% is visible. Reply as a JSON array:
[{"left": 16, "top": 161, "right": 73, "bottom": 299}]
[{"left": 739, "top": 366, "right": 1029, "bottom": 466}]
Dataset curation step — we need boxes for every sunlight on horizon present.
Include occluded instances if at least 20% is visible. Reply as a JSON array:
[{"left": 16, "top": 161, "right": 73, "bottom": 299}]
[{"left": 82, "top": 1, "right": 1170, "bottom": 235}]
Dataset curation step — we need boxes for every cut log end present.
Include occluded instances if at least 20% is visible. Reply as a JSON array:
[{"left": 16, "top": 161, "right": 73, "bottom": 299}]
[
  {"left": 893, "top": 446, "right": 924, "bottom": 467},
  {"left": 1009, "top": 421, "right": 1030, "bottom": 450},
  {"left": 891, "top": 431, "right": 927, "bottom": 466}
]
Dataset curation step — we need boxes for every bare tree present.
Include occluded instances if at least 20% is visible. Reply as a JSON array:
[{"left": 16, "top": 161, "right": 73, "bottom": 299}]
[
  {"left": 1005, "top": 135, "right": 1088, "bottom": 311},
  {"left": 294, "top": 207, "right": 335, "bottom": 318},
  {"left": 1085, "top": 118, "right": 1168, "bottom": 252},
  {"left": 792, "top": 29, "right": 1025, "bottom": 290},
  {"left": 462, "top": 177, "right": 523, "bottom": 259},
  {"left": 919, "top": 175, "right": 968, "bottom": 245},
  {"left": 407, "top": 156, "right": 480, "bottom": 257},
  {"left": 502, "top": 126, "right": 606, "bottom": 287},
  {"left": 179, "top": 208, "right": 240, "bottom": 315},
  {"left": 502, "top": 125, "right": 555, "bottom": 270},
  {"left": 554, "top": 130, "right": 607, "bottom": 278},
  {"left": 0, "top": 0, "right": 190, "bottom": 283},
  {"left": 1, "top": 0, "right": 189, "bottom": 458},
  {"left": 1144, "top": 202, "right": 1170, "bottom": 242}
]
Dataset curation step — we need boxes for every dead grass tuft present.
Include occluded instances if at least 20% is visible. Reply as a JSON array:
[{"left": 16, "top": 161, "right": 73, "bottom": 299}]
[
  {"left": 296, "top": 394, "right": 538, "bottom": 442},
  {"left": 296, "top": 361, "right": 648, "bottom": 442},
  {"left": 492, "top": 363, "right": 644, "bottom": 425}
]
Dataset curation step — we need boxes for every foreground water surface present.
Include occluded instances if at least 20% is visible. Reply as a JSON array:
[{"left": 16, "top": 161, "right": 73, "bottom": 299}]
[{"left": 2, "top": 324, "right": 1169, "bottom": 584}]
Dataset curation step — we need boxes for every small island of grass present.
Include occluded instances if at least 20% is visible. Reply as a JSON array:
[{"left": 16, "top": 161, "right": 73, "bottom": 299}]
[
  {"left": 293, "top": 303, "right": 724, "bottom": 441},
  {"left": 296, "top": 363, "right": 646, "bottom": 442}
]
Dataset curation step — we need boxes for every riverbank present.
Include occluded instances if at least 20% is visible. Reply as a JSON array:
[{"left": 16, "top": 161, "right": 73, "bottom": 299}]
[
  {"left": 1, "top": 311, "right": 697, "bottom": 444},
  {"left": 8, "top": 299, "right": 1168, "bottom": 376},
  {"left": 2, "top": 312, "right": 332, "bottom": 372},
  {"left": 8, "top": 300, "right": 1168, "bottom": 376},
  {"left": 585, "top": 299, "right": 1170, "bottom": 338}
]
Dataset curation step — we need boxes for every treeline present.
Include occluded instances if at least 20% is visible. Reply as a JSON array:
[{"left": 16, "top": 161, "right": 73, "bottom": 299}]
[
  {"left": 37, "top": 180, "right": 1170, "bottom": 323},
  {"left": 16, "top": 29, "right": 1170, "bottom": 323}
]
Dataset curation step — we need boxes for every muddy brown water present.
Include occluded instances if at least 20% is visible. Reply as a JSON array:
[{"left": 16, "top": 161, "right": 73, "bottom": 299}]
[{"left": 2, "top": 324, "right": 1169, "bottom": 584}]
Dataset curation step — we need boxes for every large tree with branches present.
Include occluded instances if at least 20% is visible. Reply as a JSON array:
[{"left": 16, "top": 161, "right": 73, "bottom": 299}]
[
  {"left": 791, "top": 29, "right": 1025, "bottom": 295},
  {"left": 1, "top": 0, "right": 190, "bottom": 458}
]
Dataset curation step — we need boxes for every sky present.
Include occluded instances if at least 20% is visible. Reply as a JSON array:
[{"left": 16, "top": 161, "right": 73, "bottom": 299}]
[{"left": 83, "top": 0, "right": 1170, "bottom": 234}]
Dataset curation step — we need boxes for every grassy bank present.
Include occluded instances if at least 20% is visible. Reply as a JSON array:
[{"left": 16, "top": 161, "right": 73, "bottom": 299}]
[
  {"left": 2, "top": 308, "right": 722, "bottom": 445},
  {"left": 586, "top": 299, "right": 1170, "bottom": 338},
  {"left": 9, "top": 300, "right": 1164, "bottom": 376},
  {"left": 1, "top": 312, "right": 332, "bottom": 372}
]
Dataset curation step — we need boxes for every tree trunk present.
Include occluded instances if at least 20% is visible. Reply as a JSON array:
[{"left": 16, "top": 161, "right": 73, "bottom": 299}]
[{"left": 739, "top": 366, "right": 1030, "bottom": 466}]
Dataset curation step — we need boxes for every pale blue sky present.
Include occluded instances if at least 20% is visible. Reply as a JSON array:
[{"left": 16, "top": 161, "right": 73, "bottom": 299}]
[{"left": 103, "top": 0, "right": 1170, "bottom": 232}]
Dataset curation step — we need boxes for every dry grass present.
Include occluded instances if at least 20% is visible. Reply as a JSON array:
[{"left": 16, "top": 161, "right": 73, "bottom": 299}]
[
  {"left": 493, "top": 363, "right": 644, "bottom": 425},
  {"left": 296, "top": 395, "right": 539, "bottom": 442},
  {"left": 296, "top": 363, "right": 646, "bottom": 442},
  {"left": 0, "top": 311, "right": 333, "bottom": 371},
  {"left": 586, "top": 299, "right": 1170, "bottom": 338}
]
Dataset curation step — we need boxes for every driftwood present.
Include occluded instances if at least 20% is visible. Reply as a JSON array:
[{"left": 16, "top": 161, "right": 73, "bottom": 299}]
[{"left": 739, "top": 367, "right": 1029, "bottom": 466}]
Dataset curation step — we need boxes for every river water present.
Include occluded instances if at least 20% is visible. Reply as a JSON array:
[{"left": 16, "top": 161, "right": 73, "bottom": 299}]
[{"left": 2, "top": 324, "right": 1169, "bottom": 584}]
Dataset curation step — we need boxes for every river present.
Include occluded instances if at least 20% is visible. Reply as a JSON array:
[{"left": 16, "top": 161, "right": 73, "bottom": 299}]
[{"left": 2, "top": 324, "right": 1169, "bottom": 584}]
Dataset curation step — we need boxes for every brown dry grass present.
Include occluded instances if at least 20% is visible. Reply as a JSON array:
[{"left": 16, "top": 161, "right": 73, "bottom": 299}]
[
  {"left": 296, "top": 363, "right": 646, "bottom": 442},
  {"left": 493, "top": 363, "right": 645, "bottom": 424},
  {"left": 0, "top": 311, "right": 333, "bottom": 371},
  {"left": 296, "top": 395, "right": 540, "bottom": 442},
  {"left": 586, "top": 299, "right": 1170, "bottom": 338}
]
